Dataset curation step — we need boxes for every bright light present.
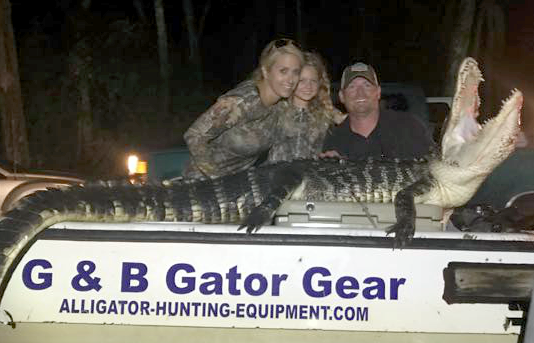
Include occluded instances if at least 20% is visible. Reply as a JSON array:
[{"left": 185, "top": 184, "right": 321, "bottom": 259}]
[
  {"left": 127, "top": 155, "right": 139, "bottom": 175},
  {"left": 136, "top": 161, "right": 147, "bottom": 174}
]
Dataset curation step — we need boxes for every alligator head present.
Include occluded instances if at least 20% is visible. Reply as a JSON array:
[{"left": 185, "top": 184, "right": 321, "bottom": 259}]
[{"left": 422, "top": 57, "right": 523, "bottom": 208}]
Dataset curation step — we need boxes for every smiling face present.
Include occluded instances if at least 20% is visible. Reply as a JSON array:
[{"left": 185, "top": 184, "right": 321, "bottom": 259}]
[
  {"left": 293, "top": 66, "right": 320, "bottom": 108},
  {"left": 262, "top": 53, "right": 302, "bottom": 102},
  {"left": 339, "top": 77, "right": 381, "bottom": 117}
]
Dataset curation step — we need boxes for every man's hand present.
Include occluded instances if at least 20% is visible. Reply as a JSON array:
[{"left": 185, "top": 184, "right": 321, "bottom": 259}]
[{"left": 319, "top": 150, "right": 342, "bottom": 159}]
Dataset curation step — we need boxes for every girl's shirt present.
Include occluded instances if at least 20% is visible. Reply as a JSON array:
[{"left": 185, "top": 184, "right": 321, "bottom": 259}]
[{"left": 267, "top": 103, "right": 331, "bottom": 163}]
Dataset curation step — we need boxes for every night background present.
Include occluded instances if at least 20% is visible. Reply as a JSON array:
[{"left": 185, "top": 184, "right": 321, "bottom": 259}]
[{"left": 4, "top": 0, "right": 534, "bottom": 178}]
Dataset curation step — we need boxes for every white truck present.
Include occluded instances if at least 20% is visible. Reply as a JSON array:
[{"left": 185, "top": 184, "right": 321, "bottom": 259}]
[
  {"left": 0, "top": 200, "right": 533, "bottom": 343},
  {"left": 2, "top": 86, "right": 533, "bottom": 343}
]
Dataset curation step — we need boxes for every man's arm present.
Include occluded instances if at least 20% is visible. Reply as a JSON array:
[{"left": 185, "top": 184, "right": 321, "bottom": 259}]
[{"left": 318, "top": 150, "right": 342, "bottom": 158}]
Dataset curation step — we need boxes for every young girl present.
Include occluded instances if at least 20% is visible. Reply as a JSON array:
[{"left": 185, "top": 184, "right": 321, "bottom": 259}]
[
  {"left": 267, "top": 51, "right": 344, "bottom": 163},
  {"left": 183, "top": 39, "right": 304, "bottom": 179}
]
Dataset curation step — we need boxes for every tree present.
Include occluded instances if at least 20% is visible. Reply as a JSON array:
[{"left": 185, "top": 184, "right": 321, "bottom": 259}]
[
  {"left": 0, "top": 0, "right": 29, "bottom": 166},
  {"left": 182, "top": 0, "right": 211, "bottom": 88},
  {"left": 154, "top": 0, "right": 170, "bottom": 116},
  {"left": 472, "top": 0, "right": 506, "bottom": 116},
  {"left": 133, "top": 0, "right": 147, "bottom": 24},
  {"left": 443, "top": 0, "right": 507, "bottom": 114},
  {"left": 68, "top": 0, "right": 94, "bottom": 164},
  {"left": 444, "top": 0, "right": 476, "bottom": 97}
]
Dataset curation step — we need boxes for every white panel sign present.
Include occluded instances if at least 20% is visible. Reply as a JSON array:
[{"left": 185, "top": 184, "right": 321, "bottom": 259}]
[{"left": 0, "top": 239, "right": 529, "bottom": 334}]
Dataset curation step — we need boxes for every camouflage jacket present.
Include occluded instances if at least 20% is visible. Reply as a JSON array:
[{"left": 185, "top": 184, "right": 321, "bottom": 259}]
[
  {"left": 183, "top": 80, "right": 281, "bottom": 178},
  {"left": 267, "top": 103, "right": 333, "bottom": 163}
]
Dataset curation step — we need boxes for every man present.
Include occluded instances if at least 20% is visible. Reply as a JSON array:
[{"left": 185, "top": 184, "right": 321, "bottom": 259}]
[{"left": 321, "top": 62, "right": 434, "bottom": 160}]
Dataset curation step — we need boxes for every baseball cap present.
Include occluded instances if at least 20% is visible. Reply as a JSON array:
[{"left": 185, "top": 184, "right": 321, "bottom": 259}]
[{"left": 340, "top": 62, "right": 379, "bottom": 89}]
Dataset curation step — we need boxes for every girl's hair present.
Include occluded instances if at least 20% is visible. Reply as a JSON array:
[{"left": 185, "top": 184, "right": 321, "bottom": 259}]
[
  {"left": 301, "top": 51, "right": 340, "bottom": 124},
  {"left": 252, "top": 39, "right": 304, "bottom": 82}
]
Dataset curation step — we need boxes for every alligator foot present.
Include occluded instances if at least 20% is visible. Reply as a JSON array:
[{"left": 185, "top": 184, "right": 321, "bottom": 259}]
[
  {"left": 385, "top": 219, "right": 415, "bottom": 249},
  {"left": 387, "top": 185, "right": 418, "bottom": 249},
  {"left": 238, "top": 165, "right": 303, "bottom": 235},
  {"left": 237, "top": 206, "right": 273, "bottom": 234}
]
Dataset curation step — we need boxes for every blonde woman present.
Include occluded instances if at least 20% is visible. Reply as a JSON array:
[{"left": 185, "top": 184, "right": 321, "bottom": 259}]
[
  {"left": 183, "top": 39, "right": 304, "bottom": 179},
  {"left": 267, "top": 51, "right": 344, "bottom": 163}
]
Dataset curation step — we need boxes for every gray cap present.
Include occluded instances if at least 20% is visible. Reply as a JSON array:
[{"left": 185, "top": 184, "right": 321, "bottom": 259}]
[{"left": 340, "top": 62, "right": 379, "bottom": 89}]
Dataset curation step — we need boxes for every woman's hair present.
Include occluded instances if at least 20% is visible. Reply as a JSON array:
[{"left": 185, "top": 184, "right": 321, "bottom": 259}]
[
  {"left": 252, "top": 39, "right": 304, "bottom": 82},
  {"left": 301, "top": 51, "right": 340, "bottom": 124}
]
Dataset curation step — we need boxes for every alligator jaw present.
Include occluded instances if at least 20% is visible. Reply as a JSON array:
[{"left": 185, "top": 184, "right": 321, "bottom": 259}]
[
  {"left": 425, "top": 57, "right": 523, "bottom": 208},
  {"left": 441, "top": 57, "right": 522, "bottom": 166},
  {"left": 441, "top": 57, "right": 483, "bottom": 160}
]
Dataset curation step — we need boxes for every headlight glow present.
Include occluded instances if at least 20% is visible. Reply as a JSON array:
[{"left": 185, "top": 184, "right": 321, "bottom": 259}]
[{"left": 127, "top": 155, "right": 139, "bottom": 175}]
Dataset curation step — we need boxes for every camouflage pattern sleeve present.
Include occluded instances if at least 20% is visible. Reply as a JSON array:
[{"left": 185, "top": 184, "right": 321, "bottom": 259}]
[
  {"left": 268, "top": 106, "right": 336, "bottom": 163},
  {"left": 184, "top": 96, "right": 246, "bottom": 176}
]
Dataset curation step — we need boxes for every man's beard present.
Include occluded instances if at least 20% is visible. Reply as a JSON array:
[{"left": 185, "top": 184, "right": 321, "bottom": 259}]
[{"left": 349, "top": 101, "right": 375, "bottom": 117}]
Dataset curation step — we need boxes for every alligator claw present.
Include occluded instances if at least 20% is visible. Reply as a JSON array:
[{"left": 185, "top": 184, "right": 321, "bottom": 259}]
[
  {"left": 385, "top": 220, "right": 415, "bottom": 249},
  {"left": 237, "top": 223, "right": 261, "bottom": 234},
  {"left": 237, "top": 206, "right": 273, "bottom": 234}
]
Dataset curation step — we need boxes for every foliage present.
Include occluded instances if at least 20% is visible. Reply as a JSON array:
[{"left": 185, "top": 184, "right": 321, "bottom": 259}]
[{"left": 19, "top": 17, "right": 218, "bottom": 178}]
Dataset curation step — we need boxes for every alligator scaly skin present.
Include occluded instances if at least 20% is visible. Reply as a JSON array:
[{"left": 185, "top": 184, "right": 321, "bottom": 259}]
[
  {"left": 0, "top": 157, "right": 427, "bottom": 230},
  {"left": 0, "top": 158, "right": 427, "bottom": 294}
]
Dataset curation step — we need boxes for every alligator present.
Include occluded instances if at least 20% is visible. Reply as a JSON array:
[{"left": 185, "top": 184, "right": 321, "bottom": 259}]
[{"left": 0, "top": 57, "right": 523, "bottom": 297}]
